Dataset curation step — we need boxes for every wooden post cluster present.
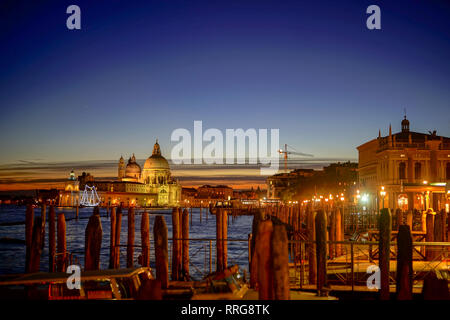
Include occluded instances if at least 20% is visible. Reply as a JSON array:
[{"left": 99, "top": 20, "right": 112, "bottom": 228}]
[
  {"left": 379, "top": 208, "right": 392, "bottom": 300},
  {"left": 141, "top": 211, "right": 150, "bottom": 267},
  {"left": 85, "top": 207, "right": 103, "bottom": 271},
  {"left": 127, "top": 207, "right": 135, "bottom": 268},
  {"left": 251, "top": 219, "right": 290, "bottom": 300},
  {"left": 154, "top": 215, "right": 169, "bottom": 289}
]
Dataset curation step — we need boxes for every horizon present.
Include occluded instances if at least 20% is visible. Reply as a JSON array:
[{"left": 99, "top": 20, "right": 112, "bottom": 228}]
[{"left": 1, "top": 0, "right": 449, "bottom": 191}]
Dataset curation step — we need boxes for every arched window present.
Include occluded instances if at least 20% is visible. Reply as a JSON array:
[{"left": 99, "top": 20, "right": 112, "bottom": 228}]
[
  {"left": 399, "top": 162, "right": 406, "bottom": 180},
  {"left": 414, "top": 162, "right": 421, "bottom": 180},
  {"left": 447, "top": 162, "right": 450, "bottom": 180}
]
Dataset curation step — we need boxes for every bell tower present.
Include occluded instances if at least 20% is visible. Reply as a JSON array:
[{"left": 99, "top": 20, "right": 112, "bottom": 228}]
[{"left": 118, "top": 155, "right": 125, "bottom": 179}]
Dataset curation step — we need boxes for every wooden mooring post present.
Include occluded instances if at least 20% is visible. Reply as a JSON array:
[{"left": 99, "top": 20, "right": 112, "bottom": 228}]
[
  {"left": 85, "top": 207, "right": 102, "bottom": 271},
  {"left": 272, "top": 224, "right": 290, "bottom": 300},
  {"left": 315, "top": 210, "right": 328, "bottom": 296},
  {"left": 141, "top": 211, "right": 150, "bottom": 267},
  {"left": 57, "top": 212, "right": 67, "bottom": 272},
  {"left": 171, "top": 207, "right": 182, "bottom": 280},
  {"left": 255, "top": 220, "right": 274, "bottom": 300},
  {"left": 307, "top": 205, "right": 316, "bottom": 284},
  {"left": 154, "top": 215, "right": 169, "bottom": 289},
  {"left": 48, "top": 205, "right": 56, "bottom": 272},
  {"left": 127, "top": 207, "right": 135, "bottom": 268},
  {"left": 425, "top": 211, "right": 435, "bottom": 261},
  {"left": 379, "top": 208, "right": 392, "bottom": 300},
  {"left": 182, "top": 208, "right": 190, "bottom": 280},
  {"left": 396, "top": 225, "right": 412, "bottom": 300},
  {"left": 216, "top": 209, "right": 224, "bottom": 272},
  {"left": 28, "top": 216, "right": 43, "bottom": 273},
  {"left": 222, "top": 209, "right": 228, "bottom": 269}
]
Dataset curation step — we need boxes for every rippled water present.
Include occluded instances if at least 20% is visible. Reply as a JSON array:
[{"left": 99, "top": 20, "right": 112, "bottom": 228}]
[{"left": 0, "top": 205, "right": 252, "bottom": 280}]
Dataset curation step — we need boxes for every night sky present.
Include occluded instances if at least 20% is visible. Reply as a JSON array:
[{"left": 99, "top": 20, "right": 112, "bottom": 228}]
[{"left": 0, "top": 0, "right": 449, "bottom": 189}]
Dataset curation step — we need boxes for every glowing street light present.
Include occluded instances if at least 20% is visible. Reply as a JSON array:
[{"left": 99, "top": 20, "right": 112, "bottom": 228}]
[{"left": 380, "top": 186, "right": 386, "bottom": 209}]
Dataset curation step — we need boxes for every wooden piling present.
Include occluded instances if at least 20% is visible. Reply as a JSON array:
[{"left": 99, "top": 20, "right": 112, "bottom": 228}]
[
  {"left": 272, "top": 224, "right": 289, "bottom": 300},
  {"left": 425, "top": 211, "right": 434, "bottom": 261},
  {"left": 57, "top": 212, "right": 66, "bottom": 272},
  {"left": 406, "top": 210, "right": 413, "bottom": 230},
  {"left": 222, "top": 209, "right": 228, "bottom": 269},
  {"left": 84, "top": 208, "right": 103, "bottom": 271},
  {"left": 329, "top": 210, "right": 336, "bottom": 259},
  {"left": 315, "top": 210, "right": 328, "bottom": 296},
  {"left": 154, "top": 215, "right": 169, "bottom": 289},
  {"left": 25, "top": 204, "right": 34, "bottom": 273},
  {"left": 255, "top": 220, "right": 274, "bottom": 300},
  {"left": 109, "top": 207, "right": 116, "bottom": 269},
  {"left": 114, "top": 206, "right": 122, "bottom": 268},
  {"left": 216, "top": 209, "right": 224, "bottom": 272},
  {"left": 182, "top": 208, "right": 190, "bottom": 280},
  {"left": 379, "top": 208, "right": 392, "bottom": 300},
  {"left": 396, "top": 225, "right": 413, "bottom": 300},
  {"left": 127, "top": 207, "right": 135, "bottom": 268},
  {"left": 250, "top": 209, "right": 264, "bottom": 288},
  {"left": 28, "top": 216, "right": 43, "bottom": 273},
  {"left": 48, "top": 205, "right": 56, "bottom": 272},
  {"left": 335, "top": 209, "right": 343, "bottom": 257},
  {"left": 307, "top": 206, "right": 316, "bottom": 284},
  {"left": 396, "top": 209, "right": 403, "bottom": 230},
  {"left": 171, "top": 207, "right": 181, "bottom": 280},
  {"left": 141, "top": 211, "right": 150, "bottom": 267}
]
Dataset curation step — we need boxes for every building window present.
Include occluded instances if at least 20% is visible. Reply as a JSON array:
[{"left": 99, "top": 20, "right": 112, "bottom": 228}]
[
  {"left": 414, "top": 163, "right": 421, "bottom": 180},
  {"left": 399, "top": 162, "right": 406, "bottom": 180}
]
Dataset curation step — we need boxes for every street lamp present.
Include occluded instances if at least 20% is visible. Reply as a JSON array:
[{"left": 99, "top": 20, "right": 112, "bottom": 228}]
[{"left": 380, "top": 186, "right": 386, "bottom": 209}]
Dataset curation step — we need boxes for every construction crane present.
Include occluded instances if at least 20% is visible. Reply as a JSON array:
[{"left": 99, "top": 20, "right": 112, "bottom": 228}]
[{"left": 278, "top": 144, "right": 313, "bottom": 173}]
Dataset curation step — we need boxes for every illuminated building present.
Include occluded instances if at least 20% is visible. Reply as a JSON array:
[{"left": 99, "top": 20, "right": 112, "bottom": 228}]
[
  {"left": 357, "top": 116, "right": 450, "bottom": 211},
  {"left": 59, "top": 141, "right": 181, "bottom": 207}
]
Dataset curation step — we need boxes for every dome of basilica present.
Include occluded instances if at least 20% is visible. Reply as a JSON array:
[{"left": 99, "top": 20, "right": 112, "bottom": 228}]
[
  {"left": 143, "top": 140, "right": 170, "bottom": 170},
  {"left": 125, "top": 154, "right": 141, "bottom": 178}
]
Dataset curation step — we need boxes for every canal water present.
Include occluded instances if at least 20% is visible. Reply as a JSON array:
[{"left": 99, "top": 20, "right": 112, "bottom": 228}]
[{"left": 0, "top": 205, "right": 253, "bottom": 280}]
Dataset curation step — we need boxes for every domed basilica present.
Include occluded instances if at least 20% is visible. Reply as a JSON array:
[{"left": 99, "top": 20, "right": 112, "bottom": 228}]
[
  {"left": 60, "top": 140, "right": 181, "bottom": 207},
  {"left": 115, "top": 140, "right": 181, "bottom": 206}
]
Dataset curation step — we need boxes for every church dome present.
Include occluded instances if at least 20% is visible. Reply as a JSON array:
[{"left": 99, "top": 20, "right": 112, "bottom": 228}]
[
  {"left": 144, "top": 140, "right": 170, "bottom": 170},
  {"left": 144, "top": 155, "right": 170, "bottom": 170},
  {"left": 125, "top": 154, "right": 141, "bottom": 178}
]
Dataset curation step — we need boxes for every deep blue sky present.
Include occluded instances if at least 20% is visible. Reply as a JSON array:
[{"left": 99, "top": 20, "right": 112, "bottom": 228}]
[{"left": 0, "top": 0, "right": 449, "bottom": 165}]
